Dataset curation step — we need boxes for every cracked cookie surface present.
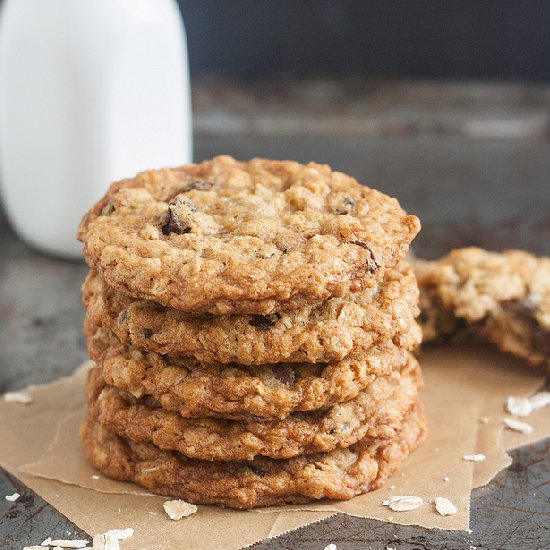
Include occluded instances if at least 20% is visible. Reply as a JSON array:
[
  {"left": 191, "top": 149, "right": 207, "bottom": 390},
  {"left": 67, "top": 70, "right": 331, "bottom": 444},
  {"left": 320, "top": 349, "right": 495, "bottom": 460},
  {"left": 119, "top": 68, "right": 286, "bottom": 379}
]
[
  {"left": 81, "top": 402, "right": 425, "bottom": 509},
  {"left": 78, "top": 156, "right": 420, "bottom": 315},
  {"left": 83, "top": 261, "right": 421, "bottom": 365},
  {"left": 86, "top": 356, "right": 421, "bottom": 461},
  {"left": 87, "top": 323, "right": 413, "bottom": 420},
  {"left": 416, "top": 247, "right": 550, "bottom": 369}
]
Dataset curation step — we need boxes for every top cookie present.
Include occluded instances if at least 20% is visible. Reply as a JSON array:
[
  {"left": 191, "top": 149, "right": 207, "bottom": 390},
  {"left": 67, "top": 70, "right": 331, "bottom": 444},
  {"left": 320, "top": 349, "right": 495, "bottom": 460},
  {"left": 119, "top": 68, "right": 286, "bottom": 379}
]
[
  {"left": 416, "top": 247, "right": 550, "bottom": 369},
  {"left": 78, "top": 156, "right": 420, "bottom": 315}
]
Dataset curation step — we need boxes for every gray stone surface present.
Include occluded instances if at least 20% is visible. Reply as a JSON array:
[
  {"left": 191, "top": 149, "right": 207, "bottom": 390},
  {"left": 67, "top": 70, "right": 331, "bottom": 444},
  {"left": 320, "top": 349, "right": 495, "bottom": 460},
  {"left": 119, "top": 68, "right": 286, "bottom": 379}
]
[
  {"left": 0, "top": 470, "right": 88, "bottom": 550},
  {"left": 1, "top": 78, "right": 549, "bottom": 549},
  {"left": 0, "top": 213, "right": 88, "bottom": 392}
]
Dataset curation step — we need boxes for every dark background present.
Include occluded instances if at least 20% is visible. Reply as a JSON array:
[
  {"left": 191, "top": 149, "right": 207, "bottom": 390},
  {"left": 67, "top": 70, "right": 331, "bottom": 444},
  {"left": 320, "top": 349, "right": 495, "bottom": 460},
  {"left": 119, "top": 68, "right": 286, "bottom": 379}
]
[{"left": 178, "top": 0, "right": 550, "bottom": 81}]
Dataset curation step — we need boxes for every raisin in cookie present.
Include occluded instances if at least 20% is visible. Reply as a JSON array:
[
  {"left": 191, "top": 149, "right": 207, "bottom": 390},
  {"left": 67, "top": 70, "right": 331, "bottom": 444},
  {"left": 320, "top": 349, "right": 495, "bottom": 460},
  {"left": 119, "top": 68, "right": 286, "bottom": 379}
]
[
  {"left": 87, "top": 357, "right": 421, "bottom": 461},
  {"left": 83, "top": 261, "right": 421, "bottom": 365},
  {"left": 78, "top": 156, "right": 420, "bottom": 315},
  {"left": 416, "top": 247, "right": 550, "bottom": 369},
  {"left": 87, "top": 323, "right": 412, "bottom": 420},
  {"left": 81, "top": 402, "right": 425, "bottom": 509}
]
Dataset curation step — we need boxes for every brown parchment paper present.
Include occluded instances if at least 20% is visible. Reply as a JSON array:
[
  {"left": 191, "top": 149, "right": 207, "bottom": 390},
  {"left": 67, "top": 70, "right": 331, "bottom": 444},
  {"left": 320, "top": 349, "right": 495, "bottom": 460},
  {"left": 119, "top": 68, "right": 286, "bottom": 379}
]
[{"left": 1, "top": 344, "right": 549, "bottom": 550}]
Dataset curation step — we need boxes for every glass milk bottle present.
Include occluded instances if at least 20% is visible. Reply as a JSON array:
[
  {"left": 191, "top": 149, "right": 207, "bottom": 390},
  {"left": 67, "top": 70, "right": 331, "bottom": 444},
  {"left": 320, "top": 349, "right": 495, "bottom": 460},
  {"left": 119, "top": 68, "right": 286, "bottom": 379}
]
[{"left": 0, "top": 0, "right": 192, "bottom": 257}]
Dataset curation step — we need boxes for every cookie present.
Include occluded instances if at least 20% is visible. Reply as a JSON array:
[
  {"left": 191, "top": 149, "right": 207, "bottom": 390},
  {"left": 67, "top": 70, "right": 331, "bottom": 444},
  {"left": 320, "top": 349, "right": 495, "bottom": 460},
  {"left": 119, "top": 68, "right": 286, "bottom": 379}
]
[
  {"left": 81, "top": 402, "right": 426, "bottom": 509},
  {"left": 416, "top": 247, "right": 550, "bottom": 368},
  {"left": 83, "top": 261, "right": 421, "bottom": 365},
  {"left": 78, "top": 156, "right": 420, "bottom": 315},
  {"left": 87, "top": 356, "right": 421, "bottom": 461},
  {"left": 87, "top": 323, "right": 412, "bottom": 420}
]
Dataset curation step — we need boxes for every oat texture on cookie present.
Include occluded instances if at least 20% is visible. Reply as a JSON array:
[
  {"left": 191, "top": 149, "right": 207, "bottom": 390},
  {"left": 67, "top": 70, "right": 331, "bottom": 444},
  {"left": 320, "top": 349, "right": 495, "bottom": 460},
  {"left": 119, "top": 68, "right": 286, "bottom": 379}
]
[
  {"left": 416, "top": 247, "right": 550, "bottom": 370},
  {"left": 78, "top": 156, "right": 425, "bottom": 508},
  {"left": 78, "top": 156, "right": 420, "bottom": 315}
]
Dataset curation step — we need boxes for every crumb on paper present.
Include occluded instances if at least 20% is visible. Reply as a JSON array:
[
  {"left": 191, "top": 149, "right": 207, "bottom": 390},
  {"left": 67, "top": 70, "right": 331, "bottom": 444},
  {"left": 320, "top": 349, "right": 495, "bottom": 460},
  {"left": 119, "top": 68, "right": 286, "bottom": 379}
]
[
  {"left": 91, "top": 475, "right": 100, "bottom": 480},
  {"left": 103, "top": 529, "right": 133, "bottom": 541},
  {"left": 323, "top": 545, "right": 337, "bottom": 550},
  {"left": 434, "top": 496, "right": 458, "bottom": 516},
  {"left": 463, "top": 453, "right": 486, "bottom": 462},
  {"left": 389, "top": 485, "right": 396, "bottom": 490},
  {"left": 3, "top": 390, "right": 33, "bottom": 404},
  {"left": 382, "top": 495, "right": 423, "bottom": 512},
  {"left": 503, "top": 417, "right": 534, "bottom": 434},
  {"left": 506, "top": 396, "right": 533, "bottom": 417},
  {"left": 92, "top": 534, "right": 119, "bottom": 550},
  {"left": 529, "top": 391, "right": 550, "bottom": 410},
  {"left": 48, "top": 540, "right": 89, "bottom": 548},
  {"left": 163, "top": 499, "right": 198, "bottom": 520},
  {"left": 443, "top": 476, "right": 450, "bottom": 482},
  {"left": 91, "top": 528, "right": 134, "bottom": 550},
  {"left": 479, "top": 416, "right": 489, "bottom": 424},
  {"left": 506, "top": 391, "right": 550, "bottom": 418},
  {"left": 5, "top": 492, "right": 20, "bottom": 501}
]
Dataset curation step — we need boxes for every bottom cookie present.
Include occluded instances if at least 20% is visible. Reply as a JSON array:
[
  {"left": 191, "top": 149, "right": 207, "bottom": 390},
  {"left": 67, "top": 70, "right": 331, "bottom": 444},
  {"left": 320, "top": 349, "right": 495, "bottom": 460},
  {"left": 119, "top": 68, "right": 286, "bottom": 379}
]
[{"left": 81, "top": 403, "right": 426, "bottom": 509}]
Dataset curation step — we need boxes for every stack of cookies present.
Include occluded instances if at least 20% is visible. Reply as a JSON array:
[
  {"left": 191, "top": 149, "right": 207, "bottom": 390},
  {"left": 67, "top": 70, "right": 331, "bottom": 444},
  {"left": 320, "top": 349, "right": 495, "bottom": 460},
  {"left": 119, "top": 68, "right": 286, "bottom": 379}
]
[{"left": 77, "top": 156, "right": 426, "bottom": 509}]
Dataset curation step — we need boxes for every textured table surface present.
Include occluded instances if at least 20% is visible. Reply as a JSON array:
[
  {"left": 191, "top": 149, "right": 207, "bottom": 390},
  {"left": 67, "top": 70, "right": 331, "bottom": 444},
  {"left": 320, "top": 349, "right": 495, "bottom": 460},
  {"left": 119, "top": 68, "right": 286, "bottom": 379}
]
[{"left": 1, "top": 78, "right": 550, "bottom": 549}]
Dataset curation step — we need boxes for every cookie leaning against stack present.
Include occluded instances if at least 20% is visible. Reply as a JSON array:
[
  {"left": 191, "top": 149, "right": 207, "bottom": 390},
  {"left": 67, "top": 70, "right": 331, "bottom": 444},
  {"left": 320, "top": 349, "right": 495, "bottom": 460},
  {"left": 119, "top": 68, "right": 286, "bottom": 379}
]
[{"left": 78, "top": 155, "right": 426, "bottom": 509}]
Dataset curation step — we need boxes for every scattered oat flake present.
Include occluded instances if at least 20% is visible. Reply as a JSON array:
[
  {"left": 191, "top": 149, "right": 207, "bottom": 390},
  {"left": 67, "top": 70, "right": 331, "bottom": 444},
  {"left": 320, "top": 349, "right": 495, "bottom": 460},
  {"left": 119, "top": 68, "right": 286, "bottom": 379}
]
[
  {"left": 41, "top": 537, "right": 52, "bottom": 546},
  {"left": 503, "top": 417, "right": 533, "bottom": 434},
  {"left": 323, "top": 545, "right": 337, "bottom": 550},
  {"left": 389, "top": 485, "right": 396, "bottom": 490},
  {"left": 92, "top": 534, "right": 119, "bottom": 550},
  {"left": 3, "top": 390, "right": 33, "bottom": 404},
  {"left": 91, "top": 475, "right": 100, "bottom": 480},
  {"left": 5, "top": 492, "right": 20, "bottom": 501},
  {"left": 463, "top": 454, "right": 486, "bottom": 462},
  {"left": 506, "top": 396, "right": 532, "bottom": 417},
  {"left": 163, "top": 499, "right": 198, "bottom": 520},
  {"left": 443, "top": 476, "right": 450, "bottom": 482},
  {"left": 382, "top": 495, "right": 423, "bottom": 512},
  {"left": 507, "top": 391, "right": 550, "bottom": 417},
  {"left": 48, "top": 541, "right": 89, "bottom": 548},
  {"left": 529, "top": 391, "right": 550, "bottom": 410},
  {"left": 434, "top": 496, "right": 458, "bottom": 516},
  {"left": 104, "top": 529, "right": 133, "bottom": 541},
  {"left": 23, "top": 546, "right": 44, "bottom": 550}
]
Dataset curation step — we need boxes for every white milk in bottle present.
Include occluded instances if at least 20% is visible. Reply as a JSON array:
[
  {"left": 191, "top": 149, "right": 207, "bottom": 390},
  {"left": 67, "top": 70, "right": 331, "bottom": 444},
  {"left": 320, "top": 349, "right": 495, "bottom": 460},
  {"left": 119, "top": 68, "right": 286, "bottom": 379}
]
[{"left": 0, "top": 0, "right": 192, "bottom": 257}]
